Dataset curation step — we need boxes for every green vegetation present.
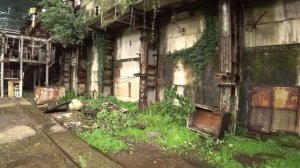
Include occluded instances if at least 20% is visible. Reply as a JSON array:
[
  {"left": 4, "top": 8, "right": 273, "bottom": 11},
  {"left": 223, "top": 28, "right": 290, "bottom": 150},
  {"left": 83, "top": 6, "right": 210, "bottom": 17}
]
[
  {"left": 78, "top": 87, "right": 197, "bottom": 153},
  {"left": 167, "top": 4, "right": 219, "bottom": 80},
  {"left": 197, "top": 135, "right": 300, "bottom": 168},
  {"left": 74, "top": 88, "right": 300, "bottom": 168},
  {"left": 78, "top": 156, "right": 87, "bottom": 168},
  {"left": 96, "top": 108, "right": 137, "bottom": 132},
  {"left": 245, "top": 48, "right": 298, "bottom": 85},
  {"left": 59, "top": 91, "right": 76, "bottom": 103},
  {"left": 40, "top": 0, "right": 85, "bottom": 46},
  {"left": 94, "top": 31, "right": 106, "bottom": 93},
  {"left": 145, "top": 87, "right": 195, "bottom": 125},
  {"left": 80, "top": 129, "right": 128, "bottom": 153}
]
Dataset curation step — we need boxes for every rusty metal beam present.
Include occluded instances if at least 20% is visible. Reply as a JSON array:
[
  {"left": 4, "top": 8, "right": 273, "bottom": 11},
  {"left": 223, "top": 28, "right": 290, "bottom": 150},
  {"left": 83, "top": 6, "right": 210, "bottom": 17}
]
[
  {"left": 19, "top": 36, "right": 23, "bottom": 97},
  {"left": 218, "top": 0, "right": 240, "bottom": 133},
  {"left": 139, "top": 37, "right": 148, "bottom": 110},
  {"left": 219, "top": 0, "right": 233, "bottom": 113}
]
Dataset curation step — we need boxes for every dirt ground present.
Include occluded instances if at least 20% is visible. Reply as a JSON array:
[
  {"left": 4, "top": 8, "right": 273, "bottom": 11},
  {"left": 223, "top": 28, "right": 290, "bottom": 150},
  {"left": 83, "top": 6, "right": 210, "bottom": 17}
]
[{"left": 110, "top": 141, "right": 212, "bottom": 168}]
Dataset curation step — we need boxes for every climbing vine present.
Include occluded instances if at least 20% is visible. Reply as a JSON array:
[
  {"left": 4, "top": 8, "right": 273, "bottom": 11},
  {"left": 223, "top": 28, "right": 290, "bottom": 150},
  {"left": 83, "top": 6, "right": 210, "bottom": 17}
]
[
  {"left": 94, "top": 30, "right": 106, "bottom": 93},
  {"left": 167, "top": 8, "right": 219, "bottom": 81}
]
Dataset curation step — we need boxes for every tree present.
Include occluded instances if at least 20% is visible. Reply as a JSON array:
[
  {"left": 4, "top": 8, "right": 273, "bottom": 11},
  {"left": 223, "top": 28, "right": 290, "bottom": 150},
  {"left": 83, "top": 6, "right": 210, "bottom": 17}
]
[{"left": 39, "top": 0, "right": 85, "bottom": 47}]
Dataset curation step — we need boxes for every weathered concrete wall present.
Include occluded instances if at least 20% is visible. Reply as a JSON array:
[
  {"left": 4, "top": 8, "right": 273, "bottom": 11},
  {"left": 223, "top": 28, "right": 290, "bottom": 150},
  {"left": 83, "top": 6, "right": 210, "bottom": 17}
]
[
  {"left": 113, "top": 28, "right": 140, "bottom": 102},
  {"left": 159, "top": 9, "right": 204, "bottom": 99},
  {"left": 244, "top": 0, "right": 300, "bottom": 47},
  {"left": 158, "top": 7, "right": 220, "bottom": 107}
]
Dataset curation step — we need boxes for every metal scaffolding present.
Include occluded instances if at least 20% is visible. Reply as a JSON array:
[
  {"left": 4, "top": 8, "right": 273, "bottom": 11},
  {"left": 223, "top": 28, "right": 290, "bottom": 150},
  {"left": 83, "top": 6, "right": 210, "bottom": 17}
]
[{"left": 0, "top": 28, "right": 53, "bottom": 97}]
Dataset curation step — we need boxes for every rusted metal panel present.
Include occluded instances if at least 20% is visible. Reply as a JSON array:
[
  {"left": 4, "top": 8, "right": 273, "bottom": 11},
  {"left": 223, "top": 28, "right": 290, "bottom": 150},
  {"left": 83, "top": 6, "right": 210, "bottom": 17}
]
[
  {"left": 248, "top": 86, "right": 300, "bottom": 134},
  {"left": 187, "top": 104, "right": 230, "bottom": 138},
  {"left": 273, "top": 87, "right": 299, "bottom": 111},
  {"left": 250, "top": 87, "right": 272, "bottom": 108},
  {"left": 35, "top": 87, "right": 65, "bottom": 105},
  {"left": 272, "top": 110, "right": 297, "bottom": 133},
  {"left": 248, "top": 108, "right": 272, "bottom": 133}
]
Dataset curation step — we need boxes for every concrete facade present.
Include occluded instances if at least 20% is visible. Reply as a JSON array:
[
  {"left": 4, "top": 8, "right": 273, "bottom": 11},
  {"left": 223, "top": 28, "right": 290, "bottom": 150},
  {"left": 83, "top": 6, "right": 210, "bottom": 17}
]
[{"left": 114, "top": 28, "right": 141, "bottom": 101}]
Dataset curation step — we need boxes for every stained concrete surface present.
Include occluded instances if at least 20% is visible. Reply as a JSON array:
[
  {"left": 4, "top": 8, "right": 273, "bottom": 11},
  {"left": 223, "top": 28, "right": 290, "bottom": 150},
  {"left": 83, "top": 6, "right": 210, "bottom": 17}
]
[
  {"left": 0, "top": 98, "right": 74, "bottom": 168},
  {"left": 0, "top": 98, "right": 121, "bottom": 168},
  {"left": 0, "top": 126, "right": 36, "bottom": 144}
]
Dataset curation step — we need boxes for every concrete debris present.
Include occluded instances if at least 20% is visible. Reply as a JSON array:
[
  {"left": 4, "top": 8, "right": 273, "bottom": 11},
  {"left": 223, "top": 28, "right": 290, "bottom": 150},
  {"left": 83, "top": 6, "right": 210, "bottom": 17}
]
[
  {"left": 63, "top": 121, "right": 81, "bottom": 129},
  {"left": 50, "top": 124, "right": 66, "bottom": 133},
  {"left": 68, "top": 99, "right": 83, "bottom": 111},
  {"left": 102, "top": 102, "right": 128, "bottom": 113}
]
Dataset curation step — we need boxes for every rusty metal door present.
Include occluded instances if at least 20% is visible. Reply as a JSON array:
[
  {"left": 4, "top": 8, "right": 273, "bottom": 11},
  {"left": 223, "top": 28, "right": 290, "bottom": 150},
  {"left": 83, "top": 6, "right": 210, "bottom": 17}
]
[
  {"left": 248, "top": 87, "right": 273, "bottom": 133},
  {"left": 248, "top": 86, "right": 300, "bottom": 134},
  {"left": 272, "top": 87, "right": 299, "bottom": 133}
]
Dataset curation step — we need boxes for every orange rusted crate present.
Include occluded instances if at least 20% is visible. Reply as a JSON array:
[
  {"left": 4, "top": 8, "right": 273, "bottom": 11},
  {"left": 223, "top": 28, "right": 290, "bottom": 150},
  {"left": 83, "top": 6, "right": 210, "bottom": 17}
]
[{"left": 187, "top": 104, "right": 231, "bottom": 139}]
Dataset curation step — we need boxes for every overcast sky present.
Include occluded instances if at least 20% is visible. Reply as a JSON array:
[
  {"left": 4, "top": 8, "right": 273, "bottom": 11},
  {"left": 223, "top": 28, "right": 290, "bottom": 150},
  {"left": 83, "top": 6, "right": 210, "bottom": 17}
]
[{"left": 0, "top": 0, "right": 40, "bottom": 30}]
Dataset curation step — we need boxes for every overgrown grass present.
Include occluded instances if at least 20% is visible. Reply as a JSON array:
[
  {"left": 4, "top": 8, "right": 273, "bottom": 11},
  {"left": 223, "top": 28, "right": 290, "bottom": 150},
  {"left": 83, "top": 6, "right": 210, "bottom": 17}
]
[
  {"left": 107, "top": 96, "right": 139, "bottom": 112},
  {"left": 74, "top": 89, "right": 300, "bottom": 168},
  {"left": 115, "top": 128, "right": 149, "bottom": 141},
  {"left": 198, "top": 134, "right": 300, "bottom": 168},
  {"left": 155, "top": 126, "right": 199, "bottom": 151},
  {"left": 80, "top": 129, "right": 127, "bottom": 154}
]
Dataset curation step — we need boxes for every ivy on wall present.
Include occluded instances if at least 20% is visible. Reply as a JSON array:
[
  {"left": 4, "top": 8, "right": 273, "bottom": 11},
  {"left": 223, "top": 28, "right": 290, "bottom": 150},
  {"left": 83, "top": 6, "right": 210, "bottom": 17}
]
[
  {"left": 94, "top": 30, "right": 106, "bottom": 93},
  {"left": 167, "top": 10, "right": 219, "bottom": 81}
]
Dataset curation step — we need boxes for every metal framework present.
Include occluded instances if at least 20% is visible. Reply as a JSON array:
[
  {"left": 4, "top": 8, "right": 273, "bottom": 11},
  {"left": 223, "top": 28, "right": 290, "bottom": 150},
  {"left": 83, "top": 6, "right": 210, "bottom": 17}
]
[{"left": 0, "top": 28, "right": 53, "bottom": 97}]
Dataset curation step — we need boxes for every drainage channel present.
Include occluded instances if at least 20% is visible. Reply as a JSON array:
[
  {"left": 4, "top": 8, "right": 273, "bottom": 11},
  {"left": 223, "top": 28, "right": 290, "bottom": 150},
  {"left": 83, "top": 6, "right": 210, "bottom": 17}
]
[{"left": 41, "top": 127, "right": 82, "bottom": 168}]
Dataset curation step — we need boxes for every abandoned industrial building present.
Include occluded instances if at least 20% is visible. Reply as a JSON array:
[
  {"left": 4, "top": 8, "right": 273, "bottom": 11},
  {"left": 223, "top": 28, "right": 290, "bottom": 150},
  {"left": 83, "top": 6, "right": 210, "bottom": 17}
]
[{"left": 0, "top": 0, "right": 300, "bottom": 167}]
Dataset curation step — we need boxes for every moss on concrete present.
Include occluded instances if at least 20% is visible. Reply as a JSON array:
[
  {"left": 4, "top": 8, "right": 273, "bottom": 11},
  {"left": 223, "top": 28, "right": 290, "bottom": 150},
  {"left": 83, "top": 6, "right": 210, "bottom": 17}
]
[
  {"left": 243, "top": 45, "right": 299, "bottom": 86},
  {"left": 239, "top": 44, "right": 300, "bottom": 123}
]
